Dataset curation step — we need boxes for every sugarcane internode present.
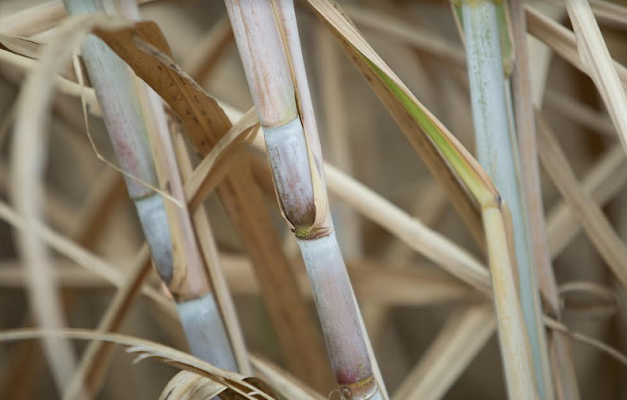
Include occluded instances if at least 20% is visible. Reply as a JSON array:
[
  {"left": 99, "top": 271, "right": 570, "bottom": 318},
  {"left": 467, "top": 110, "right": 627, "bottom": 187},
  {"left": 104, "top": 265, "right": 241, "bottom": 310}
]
[{"left": 264, "top": 115, "right": 334, "bottom": 240}]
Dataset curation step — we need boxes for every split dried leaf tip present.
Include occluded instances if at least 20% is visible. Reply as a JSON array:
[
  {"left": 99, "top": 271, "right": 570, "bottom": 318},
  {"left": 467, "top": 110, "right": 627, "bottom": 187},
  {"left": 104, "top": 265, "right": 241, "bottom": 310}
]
[{"left": 225, "top": 0, "right": 379, "bottom": 398}]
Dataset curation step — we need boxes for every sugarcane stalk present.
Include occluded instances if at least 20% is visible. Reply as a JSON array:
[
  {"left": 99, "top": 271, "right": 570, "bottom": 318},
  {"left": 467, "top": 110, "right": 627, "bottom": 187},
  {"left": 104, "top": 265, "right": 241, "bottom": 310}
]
[
  {"left": 225, "top": 1, "right": 381, "bottom": 398},
  {"left": 509, "top": 0, "right": 580, "bottom": 398},
  {"left": 460, "top": 1, "right": 552, "bottom": 399},
  {"left": 95, "top": 5, "right": 331, "bottom": 386},
  {"left": 62, "top": 0, "right": 239, "bottom": 374}
]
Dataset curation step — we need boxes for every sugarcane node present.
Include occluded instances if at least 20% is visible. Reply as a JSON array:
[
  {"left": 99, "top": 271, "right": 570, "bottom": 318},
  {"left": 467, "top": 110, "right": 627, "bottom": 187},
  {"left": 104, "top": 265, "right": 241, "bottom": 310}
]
[
  {"left": 293, "top": 224, "right": 334, "bottom": 240},
  {"left": 337, "top": 375, "right": 378, "bottom": 400}
]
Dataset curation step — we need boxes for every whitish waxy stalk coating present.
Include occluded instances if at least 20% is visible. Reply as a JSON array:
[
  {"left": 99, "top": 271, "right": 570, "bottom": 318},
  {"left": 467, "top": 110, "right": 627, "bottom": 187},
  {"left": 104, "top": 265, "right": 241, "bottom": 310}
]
[{"left": 225, "top": 0, "right": 380, "bottom": 398}]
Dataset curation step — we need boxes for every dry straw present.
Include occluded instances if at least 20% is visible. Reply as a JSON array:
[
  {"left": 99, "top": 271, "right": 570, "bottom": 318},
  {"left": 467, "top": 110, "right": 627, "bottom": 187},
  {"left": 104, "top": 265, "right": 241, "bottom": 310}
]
[{"left": 3, "top": 1, "right": 627, "bottom": 400}]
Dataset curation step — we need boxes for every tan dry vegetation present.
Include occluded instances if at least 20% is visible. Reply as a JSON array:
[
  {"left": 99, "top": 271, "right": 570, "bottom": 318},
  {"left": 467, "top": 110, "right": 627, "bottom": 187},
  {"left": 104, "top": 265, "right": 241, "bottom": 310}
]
[{"left": 0, "top": 0, "right": 626, "bottom": 399}]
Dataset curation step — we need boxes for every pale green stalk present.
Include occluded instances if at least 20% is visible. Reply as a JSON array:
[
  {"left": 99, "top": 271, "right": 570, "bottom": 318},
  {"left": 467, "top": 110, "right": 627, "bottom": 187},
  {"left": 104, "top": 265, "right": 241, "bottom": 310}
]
[
  {"left": 225, "top": 0, "right": 382, "bottom": 398},
  {"left": 62, "top": 0, "right": 238, "bottom": 377},
  {"left": 461, "top": 1, "right": 551, "bottom": 399}
]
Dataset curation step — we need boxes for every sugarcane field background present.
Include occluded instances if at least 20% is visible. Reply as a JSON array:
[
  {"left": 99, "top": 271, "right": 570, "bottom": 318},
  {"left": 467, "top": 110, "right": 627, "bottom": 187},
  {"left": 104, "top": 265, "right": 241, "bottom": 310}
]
[{"left": 1, "top": 0, "right": 627, "bottom": 399}]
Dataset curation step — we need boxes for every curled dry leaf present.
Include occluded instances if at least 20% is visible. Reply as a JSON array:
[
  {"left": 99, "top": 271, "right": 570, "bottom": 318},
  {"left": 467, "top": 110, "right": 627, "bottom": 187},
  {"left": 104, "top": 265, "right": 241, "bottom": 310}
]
[
  {"left": 160, "top": 370, "right": 277, "bottom": 400},
  {"left": 160, "top": 371, "right": 227, "bottom": 400},
  {"left": 0, "top": 328, "right": 277, "bottom": 400}
]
